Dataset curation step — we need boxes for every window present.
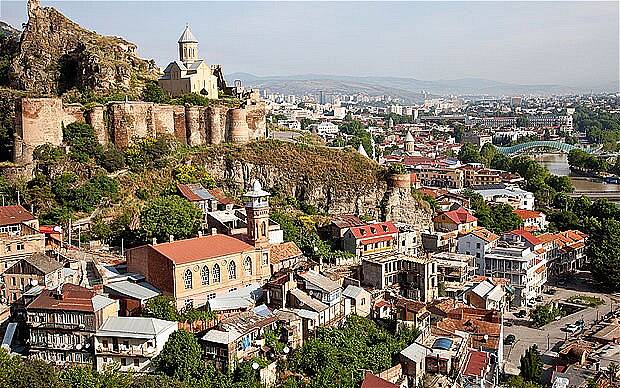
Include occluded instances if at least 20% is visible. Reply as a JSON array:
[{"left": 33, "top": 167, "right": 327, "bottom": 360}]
[
  {"left": 183, "top": 269, "right": 193, "bottom": 289},
  {"left": 476, "top": 243, "right": 481, "bottom": 249},
  {"left": 244, "top": 257, "right": 252, "bottom": 275},
  {"left": 262, "top": 252, "right": 269, "bottom": 266},
  {"left": 361, "top": 298, "right": 366, "bottom": 305},
  {"left": 228, "top": 261, "right": 236, "bottom": 280},
  {"left": 212, "top": 264, "right": 221, "bottom": 283},
  {"left": 207, "top": 293, "right": 216, "bottom": 300},
  {"left": 133, "top": 358, "right": 140, "bottom": 367},
  {"left": 102, "top": 340, "right": 108, "bottom": 348},
  {"left": 184, "top": 299, "right": 194, "bottom": 310},
  {"left": 121, "top": 358, "right": 127, "bottom": 366},
  {"left": 201, "top": 266, "right": 210, "bottom": 286},
  {"left": 16, "top": 243, "right": 23, "bottom": 251}
]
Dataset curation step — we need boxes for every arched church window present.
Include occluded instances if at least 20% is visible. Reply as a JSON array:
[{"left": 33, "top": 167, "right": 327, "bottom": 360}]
[
  {"left": 229, "top": 261, "right": 237, "bottom": 280},
  {"left": 184, "top": 269, "right": 192, "bottom": 289},
  {"left": 212, "top": 264, "right": 221, "bottom": 283},
  {"left": 244, "top": 257, "right": 252, "bottom": 276},
  {"left": 201, "top": 266, "right": 209, "bottom": 286}
]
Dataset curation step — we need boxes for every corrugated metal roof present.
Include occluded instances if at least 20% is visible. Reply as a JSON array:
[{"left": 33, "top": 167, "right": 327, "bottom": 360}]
[
  {"left": 104, "top": 281, "right": 160, "bottom": 301},
  {"left": 97, "top": 317, "right": 176, "bottom": 339},
  {"left": 298, "top": 270, "right": 340, "bottom": 293}
]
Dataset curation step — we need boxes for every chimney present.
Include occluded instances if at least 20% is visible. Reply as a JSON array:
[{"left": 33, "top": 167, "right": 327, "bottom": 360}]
[
  {"left": 211, "top": 228, "right": 218, "bottom": 236},
  {"left": 152, "top": 237, "right": 157, "bottom": 246},
  {"left": 169, "top": 235, "right": 174, "bottom": 243}
]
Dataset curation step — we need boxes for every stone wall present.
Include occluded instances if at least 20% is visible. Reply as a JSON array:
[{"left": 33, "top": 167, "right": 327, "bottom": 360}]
[{"left": 12, "top": 98, "right": 266, "bottom": 165}]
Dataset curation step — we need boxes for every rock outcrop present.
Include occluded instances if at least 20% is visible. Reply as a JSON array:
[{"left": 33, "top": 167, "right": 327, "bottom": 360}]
[
  {"left": 193, "top": 141, "right": 434, "bottom": 230},
  {"left": 10, "top": 0, "right": 159, "bottom": 96}
]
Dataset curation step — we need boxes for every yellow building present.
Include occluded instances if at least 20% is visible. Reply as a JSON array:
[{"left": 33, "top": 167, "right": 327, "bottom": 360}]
[
  {"left": 127, "top": 181, "right": 273, "bottom": 309},
  {"left": 158, "top": 25, "right": 219, "bottom": 98}
]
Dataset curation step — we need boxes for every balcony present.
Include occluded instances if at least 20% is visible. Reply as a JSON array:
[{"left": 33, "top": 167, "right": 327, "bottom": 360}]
[
  {"left": 96, "top": 345, "right": 158, "bottom": 357},
  {"left": 28, "top": 321, "right": 91, "bottom": 331}
]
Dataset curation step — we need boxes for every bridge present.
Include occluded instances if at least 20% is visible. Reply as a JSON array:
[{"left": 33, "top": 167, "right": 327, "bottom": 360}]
[{"left": 496, "top": 141, "right": 597, "bottom": 156}]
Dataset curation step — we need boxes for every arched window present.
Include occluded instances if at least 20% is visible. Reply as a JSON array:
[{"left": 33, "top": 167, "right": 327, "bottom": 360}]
[
  {"left": 260, "top": 221, "right": 267, "bottom": 237},
  {"left": 212, "top": 264, "right": 221, "bottom": 283},
  {"left": 184, "top": 269, "right": 192, "bottom": 290},
  {"left": 229, "top": 261, "right": 237, "bottom": 280},
  {"left": 201, "top": 266, "right": 209, "bottom": 286},
  {"left": 244, "top": 257, "right": 252, "bottom": 276}
]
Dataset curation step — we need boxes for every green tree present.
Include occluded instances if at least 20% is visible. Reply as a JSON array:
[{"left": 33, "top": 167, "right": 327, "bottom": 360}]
[
  {"left": 173, "top": 165, "right": 216, "bottom": 188},
  {"left": 530, "top": 304, "right": 563, "bottom": 327},
  {"left": 98, "top": 144, "right": 126, "bottom": 172},
  {"left": 480, "top": 143, "right": 498, "bottom": 166},
  {"left": 587, "top": 219, "right": 620, "bottom": 291},
  {"left": 63, "top": 122, "right": 104, "bottom": 163},
  {"left": 142, "top": 81, "right": 170, "bottom": 103},
  {"left": 155, "top": 330, "right": 203, "bottom": 381},
  {"left": 458, "top": 142, "right": 482, "bottom": 164},
  {"left": 520, "top": 345, "right": 543, "bottom": 382},
  {"left": 489, "top": 204, "right": 522, "bottom": 233},
  {"left": 140, "top": 195, "right": 203, "bottom": 242}
]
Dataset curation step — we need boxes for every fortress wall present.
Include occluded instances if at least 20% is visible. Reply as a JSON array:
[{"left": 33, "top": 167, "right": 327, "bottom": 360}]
[
  {"left": 152, "top": 104, "right": 176, "bottom": 136},
  {"left": 229, "top": 108, "right": 249, "bottom": 144},
  {"left": 14, "top": 98, "right": 266, "bottom": 164},
  {"left": 86, "top": 105, "right": 107, "bottom": 144},
  {"left": 185, "top": 106, "right": 202, "bottom": 146},
  {"left": 172, "top": 105, "right": 187, "bottom": 143},
  {"left": 207, "top": 106, "right": 223, "bottom": 145}
]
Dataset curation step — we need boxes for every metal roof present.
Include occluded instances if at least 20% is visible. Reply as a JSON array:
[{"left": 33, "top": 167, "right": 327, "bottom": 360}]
[
  {"left": 104, "top": 280, "right": 160, "bottom": 302},
  {"left": 298, "top": 270, "right": 340, "bottom": 293},
  {"left": 342, "top": 285, "right": 366, "bottom": 299},
  {"left": 178, "top": 25, "right": 198, "bottom": 43},
  {"left": 97, "top": 317, "right": 177, "bottom": 339}
]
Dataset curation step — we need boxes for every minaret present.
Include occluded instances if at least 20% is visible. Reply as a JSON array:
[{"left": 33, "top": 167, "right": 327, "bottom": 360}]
[
  {"left": 244, "top": 180, "right": 271, "bottom": 248},
  {"left": 404, "top": 131, "right": 415, "bottom": 153},
  {"left": 178, "top": 24, "right": 199, "bottom": 64}
]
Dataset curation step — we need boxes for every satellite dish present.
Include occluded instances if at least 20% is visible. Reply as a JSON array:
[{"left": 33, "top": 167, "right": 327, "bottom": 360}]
[
  {"left": 53, "top": 226, "right": 62, "bottom": 233},
  {"left": 76, "top": 344, "right": 82, "bottom": 350},
  {"left": 483, "top": 334, "right": 489, "bottom": 342},
  {"left": 30, "top": 279, "right": 39, "bottom": 287}
]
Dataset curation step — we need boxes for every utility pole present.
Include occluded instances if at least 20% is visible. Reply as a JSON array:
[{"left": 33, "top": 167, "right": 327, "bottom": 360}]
[{"left": 547, "top": 334, "right": 550, "bottom": 350}]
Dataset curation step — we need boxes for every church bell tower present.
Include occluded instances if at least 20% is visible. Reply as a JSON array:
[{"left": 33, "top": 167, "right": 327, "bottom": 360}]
[
  {"left": 178, "top": 24, "right": 199, "bottom": 63},
  {"left": 244, "top": 180, "right": 271, "bottom": 248}
]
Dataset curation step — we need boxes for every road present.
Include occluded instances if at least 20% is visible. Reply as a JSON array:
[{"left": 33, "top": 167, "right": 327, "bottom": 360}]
[{"left": 502, "top": 273, "right": 620, "bottom": 375}]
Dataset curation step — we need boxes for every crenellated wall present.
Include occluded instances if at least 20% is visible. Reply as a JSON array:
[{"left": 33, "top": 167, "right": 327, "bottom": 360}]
[{"left": 12, "top": 98, "right": 266, "bottom": 165}]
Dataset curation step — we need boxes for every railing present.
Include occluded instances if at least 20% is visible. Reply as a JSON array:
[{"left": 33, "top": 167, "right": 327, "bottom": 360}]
[{"left": 96, "top": 345, "right": 158, "bottom": 357}]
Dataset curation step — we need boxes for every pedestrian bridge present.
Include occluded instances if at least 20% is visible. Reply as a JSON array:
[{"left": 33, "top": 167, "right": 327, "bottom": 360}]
[{"left": 496, "top": 141, "right": 595, "bottom": 156}]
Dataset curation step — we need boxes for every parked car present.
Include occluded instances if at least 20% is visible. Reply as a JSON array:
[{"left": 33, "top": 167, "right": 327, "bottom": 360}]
[
  {"left": 565, "top": 324, "right": 581, "bottom": 334},
  {"left": 504, "top": 334, "right": 516, "bottom": 345},
  {"left": 545, "top": 288, "right": 557, "bottom": 295},
  {"left": 575, "top": 319, "right": 584, "bottom": 327},
  {"left": 535, "top": 295, "right": 544, "bottom": 302},
  {"left": 515, "top": 310, "right": 527, "bottom": 318},
  {"left": 527, "top": 300, "right": 537, "bottom": 308}
]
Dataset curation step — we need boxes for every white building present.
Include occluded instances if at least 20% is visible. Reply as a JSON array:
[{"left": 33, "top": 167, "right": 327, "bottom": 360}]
[
  {"left": 95, "top": 317, "right": 177, "bottom": 372},
  {"left": 457, "top": 227, "right": 500, "bottom": 275},
  {"left": 470, "top": 184, "right": 535, "bottom": 210},
  {"left": 317, "top": 121, "right": 339, "bottom": 135},
  {"left": 277, "top": 119, "right": 301, "bottom": 131}
]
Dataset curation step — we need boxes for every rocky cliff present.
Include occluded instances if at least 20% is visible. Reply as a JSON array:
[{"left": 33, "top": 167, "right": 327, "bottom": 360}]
[
  {"left": 10, "top": 0, "right": 159, "bottom": 96},
  {"left": 190, "top": 141, "right": 434, "bottom": 230}
]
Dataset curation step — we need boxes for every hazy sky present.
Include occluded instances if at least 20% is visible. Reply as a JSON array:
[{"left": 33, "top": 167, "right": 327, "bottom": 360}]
[{"left": 1, "top": 1, "right": 618, "bottom": 87}]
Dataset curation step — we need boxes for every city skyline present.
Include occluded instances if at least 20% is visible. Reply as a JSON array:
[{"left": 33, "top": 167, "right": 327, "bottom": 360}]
[{"left": 1, "top": 1, "right": 618, "bottom": 90}]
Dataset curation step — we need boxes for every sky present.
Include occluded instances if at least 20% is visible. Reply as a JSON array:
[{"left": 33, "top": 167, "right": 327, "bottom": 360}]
[{"left": 1, "top": 1, "right": 618, "bottom": 88}]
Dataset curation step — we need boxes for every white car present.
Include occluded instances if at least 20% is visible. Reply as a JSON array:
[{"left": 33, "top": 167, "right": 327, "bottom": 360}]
[{"left": 565, "top": 324, "right": 581, "bottom": 334}]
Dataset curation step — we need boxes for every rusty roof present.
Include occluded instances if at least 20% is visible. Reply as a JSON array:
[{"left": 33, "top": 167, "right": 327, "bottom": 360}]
[
  {"left": 0, "top": 205, "right": 36, "bottom": 227},
  {"left": 28, "top": 284, "right": 110, "bottom": 312},
  {"left": 269, "top": 242, "right": 302, "bottom": 264},
  {"left": 150, "top": 235, "right": 255, "bottom": 264}
]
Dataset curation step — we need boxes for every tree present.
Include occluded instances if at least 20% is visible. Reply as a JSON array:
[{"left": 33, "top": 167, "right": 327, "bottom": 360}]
[
  {"left": 155, "top": 330, "right": 203, "bottom": 381},
  {"left": 530, "top": 304, "right": 562, "bottom": 327},
  {"left": 142, "top": 81, "right": 170, "bottom": 104},
  {"left": 520, "top": 345, "right": 543, "bottom": 382},
  {"left": 98, "top": 144, "right": 126, "bottom": 172},
  {"left": 488, "top": 204, "right": 522, "bottom": 233},
  {"left": 587, "top": 218, "right": 620, "bottom": 291},
  {"left": 140, "top": 195, "right": 203, "bottom": 242},
  {"left": 173, "top": 165, "right": 216, "bottom": 188},
  {"left": 143, "top": 295, "right": 180, "bottom": 321},
  {"left": 458, "top": 143, "right": 482, "bottom": 164},
  {"left": 480, "top": 143, "right": 498, "bottom": 166},
  {"left": 62, "top": 122, "right": 103, "bottom": 163}
]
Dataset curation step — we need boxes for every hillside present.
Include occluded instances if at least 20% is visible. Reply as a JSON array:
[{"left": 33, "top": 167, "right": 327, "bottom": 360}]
[{"left": 8, "top": 0, "right": 159, "bottom": 96}]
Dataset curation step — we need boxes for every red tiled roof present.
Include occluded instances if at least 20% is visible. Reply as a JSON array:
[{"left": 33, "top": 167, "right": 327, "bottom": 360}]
[
  {"left": 469, "top": 227, "right": 499, "bottom": 243},
  {"left": 0, "top": 205, "right": 36, "bottom": 227},
  {"left": 510, "top": 229, "right": 542, "bottom": 245},
  {"left": 513, "top": 209, "right": 544, "bottom": 220},
  {"left": 28, "top": 284, "right": 96, "bottom": 312},
  {"left": 361, "top": 372, "right": 398, "bottom": 388},
  {"left": 331, "top": 214, "right": 364, "bottom": 229},
  {"left": 151, "top": 235, "right": 255, "bottom": 264},
  {"left": 349, "top": 221, "right": 398, "bottom": 240},
  {"left": 535, "top": 264, "right": 547, "bottom": 274},
  {"left": 463, "top": 350, "right": 490, "bottom": 377},
  {"left": 435, "top": 207, "right": 477, "bottom": 225}
]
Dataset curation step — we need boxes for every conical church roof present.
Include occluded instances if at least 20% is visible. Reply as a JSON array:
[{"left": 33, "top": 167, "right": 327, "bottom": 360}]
[
  {"left": 178, "top": 24, "right": 198, "bottom": 43},
  {"left": 357, "top": 144, "right": 369, "bottom": 158},
  {"left": 405, "top": 131, "right": 414, "bottom": 142}
]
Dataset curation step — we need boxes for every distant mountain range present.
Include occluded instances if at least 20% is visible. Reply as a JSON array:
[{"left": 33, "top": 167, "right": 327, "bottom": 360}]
[{"left": 226, "top": 73, "right": 619, "bottom": 101}]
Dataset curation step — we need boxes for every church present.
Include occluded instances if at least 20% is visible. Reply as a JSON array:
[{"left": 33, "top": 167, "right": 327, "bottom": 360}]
[{"left": 158, "top": 25, "right": 219, "bottom": 99}]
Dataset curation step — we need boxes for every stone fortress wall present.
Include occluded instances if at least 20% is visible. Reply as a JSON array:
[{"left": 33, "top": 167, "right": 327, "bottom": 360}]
[{"left": 12, "top": 97, "right": 267, "bottom": 165}]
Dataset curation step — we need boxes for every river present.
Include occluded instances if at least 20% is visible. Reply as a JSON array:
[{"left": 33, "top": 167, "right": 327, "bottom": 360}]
[{"left": 534, "top": 153, "right": 620, "bottom": 193}]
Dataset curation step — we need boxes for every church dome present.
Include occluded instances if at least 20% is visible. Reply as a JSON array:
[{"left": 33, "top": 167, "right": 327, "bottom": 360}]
[{"left": 178, "top": 25, "right": 198, "bottom": 43}]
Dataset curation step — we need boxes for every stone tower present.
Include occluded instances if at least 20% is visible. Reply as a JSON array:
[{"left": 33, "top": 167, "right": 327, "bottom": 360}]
[
  {"left": 404, "top": 130, "right": 415, "bottom": 153},
  {"left": 244, "top": 180, "right": 271, "bottom": 249},
  {"left": 178, "top": 24, "right": 198, "bottom": 63}
]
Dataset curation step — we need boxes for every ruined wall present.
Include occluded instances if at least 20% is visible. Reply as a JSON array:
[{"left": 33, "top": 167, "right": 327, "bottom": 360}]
[{"left": 12, "top": 98, "right": 266, "bottom": 165}]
